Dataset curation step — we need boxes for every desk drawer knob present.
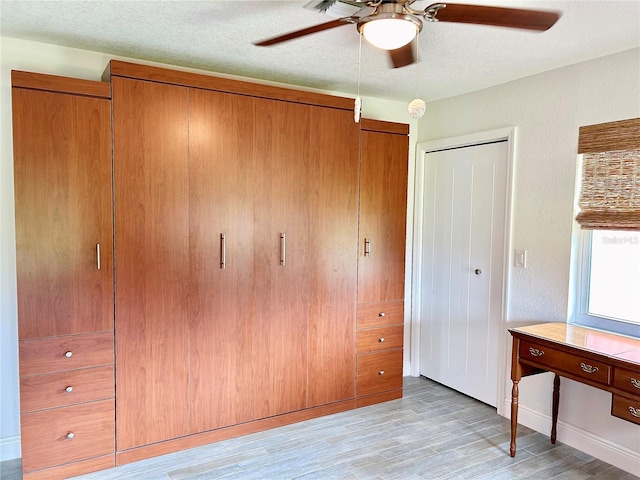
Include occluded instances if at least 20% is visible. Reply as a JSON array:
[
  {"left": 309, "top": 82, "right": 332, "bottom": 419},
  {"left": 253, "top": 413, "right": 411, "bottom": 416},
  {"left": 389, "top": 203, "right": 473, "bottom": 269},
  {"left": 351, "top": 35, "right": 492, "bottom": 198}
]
[
  {"left": 378, "top": 312, "right": 385, "bottom": 317},
  {"left": 631, "top": 378, "right": 640, "bottom": 389},
  {"left": 379, "top": 337, "right": 385, "bottom": 343},
  {"left": 629, "top": 406, "right": 640, "bottom": 418},
  {"left": 529, "top": 347, "right": 544, "bottom": 357},
  {"left": 378, "top": 370, "right": 385, "bottom": 376},
  {"left": 580, "top": 363, "right": 598, "bottom": 374},
  {"left": 64, "top": 351, "right": 73, "bottom": 358},
  {"left": 65, "top": 386, "right": 73, "bottom": 393},
  {"left": 66, "top": 432, "right": 75, "bottom": 439}
]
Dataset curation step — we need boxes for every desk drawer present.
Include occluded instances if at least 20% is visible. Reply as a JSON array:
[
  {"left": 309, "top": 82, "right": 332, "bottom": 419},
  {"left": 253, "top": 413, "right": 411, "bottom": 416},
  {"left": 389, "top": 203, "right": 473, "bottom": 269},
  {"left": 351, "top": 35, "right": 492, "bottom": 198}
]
[
  {"left": 357, "top": 349, "right": 403, "bottom": 397},
  {"left": 20, "top": 332, "right": 114, "bottom": 376},
  {"left": 611, "top": 394, "right": 640, "bottom": 425},
  {"left": 21, "top": 399, "right": 114, "bottom": 473},
  {"left": 357, "top": 325, "right": 404, "bottom": 354},
  {"left": 20, "top": 366, "right": 114, "bottom": 413},
  {"left": 612, "top": 367, "right": 640, "bottom": 397},
  {"left": 519, "top": 340, "right": 610, "bottom": 385}
]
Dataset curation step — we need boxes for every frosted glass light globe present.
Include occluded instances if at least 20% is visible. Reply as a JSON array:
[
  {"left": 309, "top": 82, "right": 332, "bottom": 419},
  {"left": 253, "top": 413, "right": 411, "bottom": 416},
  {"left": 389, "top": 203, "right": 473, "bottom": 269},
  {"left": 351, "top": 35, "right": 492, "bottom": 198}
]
[{"left": 362, "top": 19, "right": 417, "bottom": 50}]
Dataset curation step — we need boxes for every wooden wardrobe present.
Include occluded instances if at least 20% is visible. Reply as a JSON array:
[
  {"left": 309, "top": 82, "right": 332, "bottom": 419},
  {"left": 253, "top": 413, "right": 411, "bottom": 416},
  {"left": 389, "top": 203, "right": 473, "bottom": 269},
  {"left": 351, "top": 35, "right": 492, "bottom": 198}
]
[{"left": 12, "top": 61, "right": 409, "bottom": 479}]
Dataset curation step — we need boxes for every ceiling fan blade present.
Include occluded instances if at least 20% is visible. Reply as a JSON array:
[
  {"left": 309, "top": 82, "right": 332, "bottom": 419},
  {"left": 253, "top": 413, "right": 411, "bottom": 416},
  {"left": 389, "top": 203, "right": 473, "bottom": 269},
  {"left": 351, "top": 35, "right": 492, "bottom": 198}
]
[
  {"left": 388, "top": 42, "right": 415, "bottom": 69},
  {"left": 254, "top": 17, "right": 356, "bottom": 46},
  {"left": 428, "top": 3, "right": 560, "bottom": 31}
]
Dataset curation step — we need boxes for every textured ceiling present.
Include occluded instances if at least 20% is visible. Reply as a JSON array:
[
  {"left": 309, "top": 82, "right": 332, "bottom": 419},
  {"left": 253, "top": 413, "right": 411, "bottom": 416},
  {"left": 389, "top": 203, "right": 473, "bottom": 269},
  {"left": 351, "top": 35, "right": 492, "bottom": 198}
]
[{"left": 1, "top": 0, "right": 639, "bottom": 102}]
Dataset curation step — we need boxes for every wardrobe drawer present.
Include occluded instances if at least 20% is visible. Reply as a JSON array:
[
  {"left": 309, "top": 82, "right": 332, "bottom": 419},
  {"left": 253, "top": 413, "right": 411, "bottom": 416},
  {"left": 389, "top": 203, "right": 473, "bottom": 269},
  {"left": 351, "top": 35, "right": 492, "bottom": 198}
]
[
  {"left": 357, "top": 325, "right": 404, "bottom": 354},
  {"left": 611, "top": 394, "right": 640, "bottom": 425},
  {"left": 357, "top": 349, "right": 403, "bottom": 397},
  {"left": 19, "top": 332, "right": 114, "bottom": 376},
  {"left": 357, "top": 301, "right": 403, "bottom": 329},
  {"left": 20, "top": 366, "right": 114, "bottom": 413},
  {"left": 612, "top": 367, "right": 640, "bottom": 397},
  {"left": 21, "top": 399, "right": 114, "bottom": 473},
  {"left": 519, "top": 340, "right": 610, "bottom": 386}
]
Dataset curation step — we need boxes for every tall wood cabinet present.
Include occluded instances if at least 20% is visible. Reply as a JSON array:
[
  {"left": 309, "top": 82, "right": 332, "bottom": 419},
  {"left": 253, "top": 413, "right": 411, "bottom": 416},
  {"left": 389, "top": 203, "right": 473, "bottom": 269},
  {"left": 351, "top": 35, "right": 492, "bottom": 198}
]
[
  {"left": 12, "top": 71, "right": 115, "bottom": 479},
  {"left": 12, "top": 61, "right": 407, "bottom": 477},
  {"left": 356, "top": 119, "right": 409, "bottom": 406},
  {"left": 110, "top": 62, "right": 360, "bottom": 452}
]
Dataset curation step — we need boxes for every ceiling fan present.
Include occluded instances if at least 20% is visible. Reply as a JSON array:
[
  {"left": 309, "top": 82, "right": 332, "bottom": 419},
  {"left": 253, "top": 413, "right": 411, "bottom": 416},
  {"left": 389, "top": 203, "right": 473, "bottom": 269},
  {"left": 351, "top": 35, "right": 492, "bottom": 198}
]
[{"left": 254, "top": 1, "right": 561, "bottom": 68}]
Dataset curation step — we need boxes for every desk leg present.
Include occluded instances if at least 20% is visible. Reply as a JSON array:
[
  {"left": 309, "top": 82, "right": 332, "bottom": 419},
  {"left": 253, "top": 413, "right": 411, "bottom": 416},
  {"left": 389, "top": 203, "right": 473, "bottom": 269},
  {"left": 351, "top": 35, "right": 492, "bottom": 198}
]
[
  {"left": 551, "top": 374, "right": 560, "bottom": 444},
  {"left": 510, "top": 379, "right": 519, "bottom": 457}
]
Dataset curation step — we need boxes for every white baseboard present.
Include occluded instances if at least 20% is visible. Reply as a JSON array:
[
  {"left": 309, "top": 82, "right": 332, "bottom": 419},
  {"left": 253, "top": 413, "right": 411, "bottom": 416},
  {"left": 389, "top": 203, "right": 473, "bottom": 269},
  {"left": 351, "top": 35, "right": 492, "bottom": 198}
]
[
  {"left": 0, "top": 435, "right": 20, "bottom": 462},
  {"left": 403, "top": 360, "right": 411, "bottom": 377},
  {"left": 502, "top": 400, "right": 640, "bottom": 477}
]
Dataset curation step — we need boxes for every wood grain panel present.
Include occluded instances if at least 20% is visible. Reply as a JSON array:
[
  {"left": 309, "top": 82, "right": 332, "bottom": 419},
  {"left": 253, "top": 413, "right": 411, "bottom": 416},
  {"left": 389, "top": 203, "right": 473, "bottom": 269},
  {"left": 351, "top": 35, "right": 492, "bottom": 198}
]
[
  {"left": 252, "top": 98, "right": 310, "bottom": 418},
  {"left": 361, "top": 118, "right": 409, "bottom": 135},
  {"left": 20, "top": 365, "right": 114, "bottom": 413},
  {"left": 19, "top": 332, "right": 113, "bottom": 376},
  {"left": 107, "top": 61, "right": 352, "bottom": 110},
  {"left": 22, "top": 455, "right": 115, "bottom": 480},
  {"left": 21, "top": 399, "right": 114, "bottom": 473},
  {"left": 12, "top": 71, "right": 111, "bottom": 98},
  {"left": 188, "top": 88, "right": 255, "bottom": 432},
  {"left": 112, "top": 77, "right": 190, "bottom": 448},
  {"left": 356, "top": 349, "right": 403, "bottom": 397},
  {"left": 355, "top": 388, "right": 403, "bottom": 408},
  {"left": 12, "top": 87, "right": 113, "bottom": 339},
  {"left": 357, "top": 301, "right": 404, "bottom": 329},
  {"left": 357, "top": 325, "right": 404, "bottom": 354},
  {"left": 306, "top": 106, "right": 359, "bottom": 407},
  {"left": 116, "top": 399, "right": 356, "bottom": 466},
  {"left": 358, "top": 128, "right": 409, "bottom": 304}
]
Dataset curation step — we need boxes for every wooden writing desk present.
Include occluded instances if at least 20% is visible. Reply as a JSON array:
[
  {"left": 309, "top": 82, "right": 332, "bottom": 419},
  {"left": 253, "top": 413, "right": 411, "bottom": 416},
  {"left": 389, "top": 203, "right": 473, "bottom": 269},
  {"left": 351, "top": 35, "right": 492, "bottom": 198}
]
[{"left": 509, "top": 322, "right": 640, "bottom": 457}]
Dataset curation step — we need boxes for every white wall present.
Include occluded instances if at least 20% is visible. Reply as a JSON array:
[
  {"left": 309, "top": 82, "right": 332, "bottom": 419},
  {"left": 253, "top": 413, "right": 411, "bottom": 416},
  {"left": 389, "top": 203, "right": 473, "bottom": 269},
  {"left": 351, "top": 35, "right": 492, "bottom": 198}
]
[
  {"left": 0, "top": 36, "right": 416, "bottom": 461},
  {"left": 415, "top": 47, "right": 640, "bottom": 475}
]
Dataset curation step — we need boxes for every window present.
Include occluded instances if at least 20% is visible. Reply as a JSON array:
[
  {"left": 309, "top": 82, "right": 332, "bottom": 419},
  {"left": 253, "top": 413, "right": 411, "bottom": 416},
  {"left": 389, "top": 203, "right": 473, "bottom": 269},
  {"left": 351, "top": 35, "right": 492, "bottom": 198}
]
[{"left": 573, "top": 229, "right": 640, "bottom": 337}]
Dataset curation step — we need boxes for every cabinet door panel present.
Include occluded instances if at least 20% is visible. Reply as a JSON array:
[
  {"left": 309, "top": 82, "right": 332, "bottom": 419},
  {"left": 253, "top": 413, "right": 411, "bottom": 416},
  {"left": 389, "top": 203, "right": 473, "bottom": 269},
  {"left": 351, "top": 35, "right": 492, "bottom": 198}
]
[
  {"left": 188, "top": 89, "right": 254, "bottom": 431},
  {"left": 253, "top": 99, "right": 309, "bottom": 418},
  {"left": 113, "top": 77, "right": 190, "bottom": 448},
  {"left": 12, "top": 88, "right": 113, "bottom": 339},
  {"left": 358, "top": 130, "right": 408, "bottom": 303},
  {"left": 306, "top": 107, "right": 359, "bottom": 406}
]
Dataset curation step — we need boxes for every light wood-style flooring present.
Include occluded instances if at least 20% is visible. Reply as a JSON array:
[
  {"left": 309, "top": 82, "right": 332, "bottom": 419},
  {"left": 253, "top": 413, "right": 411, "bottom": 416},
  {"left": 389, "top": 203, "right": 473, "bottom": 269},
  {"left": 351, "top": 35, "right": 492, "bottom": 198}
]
[{"left": 1, "top": 377, "right": 636, "bottom": 480}]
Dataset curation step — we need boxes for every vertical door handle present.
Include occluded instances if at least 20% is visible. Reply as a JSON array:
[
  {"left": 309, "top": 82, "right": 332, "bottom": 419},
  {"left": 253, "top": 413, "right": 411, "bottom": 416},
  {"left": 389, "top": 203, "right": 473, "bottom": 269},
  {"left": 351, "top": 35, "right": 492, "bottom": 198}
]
[
  {"left": 280, "top": 233, "right": 286, "bottom": 266},
  {"left": 364, "top": 238, "right": 371, "bottom": 257},
  {"left": 96, "top": 243, "right": 101, "bottom": 270},
  {"left": 220, "top": 233, "right": 226, "bottom": 269}
]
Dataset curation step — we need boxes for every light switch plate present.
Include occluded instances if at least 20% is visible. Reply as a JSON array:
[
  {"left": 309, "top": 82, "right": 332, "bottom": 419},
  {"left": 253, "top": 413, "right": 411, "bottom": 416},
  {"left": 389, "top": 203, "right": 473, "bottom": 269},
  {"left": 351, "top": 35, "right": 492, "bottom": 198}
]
[{"left": 515, "top": 249, "right": 527, "bottom": 268}]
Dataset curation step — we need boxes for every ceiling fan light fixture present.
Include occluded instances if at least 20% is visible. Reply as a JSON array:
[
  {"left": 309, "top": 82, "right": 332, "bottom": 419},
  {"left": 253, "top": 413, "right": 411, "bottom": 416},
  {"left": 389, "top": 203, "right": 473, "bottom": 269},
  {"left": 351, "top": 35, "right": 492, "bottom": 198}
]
[{"left": 358, "top": 13, "right": 422, "bottom": 51}]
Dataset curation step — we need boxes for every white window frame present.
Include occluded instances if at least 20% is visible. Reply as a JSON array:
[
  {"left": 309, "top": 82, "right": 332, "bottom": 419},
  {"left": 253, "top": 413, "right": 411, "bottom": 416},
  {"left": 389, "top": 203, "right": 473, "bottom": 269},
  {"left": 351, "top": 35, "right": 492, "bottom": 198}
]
[{"left": 570, "top": 228, "right": 640, "bottom": 338}]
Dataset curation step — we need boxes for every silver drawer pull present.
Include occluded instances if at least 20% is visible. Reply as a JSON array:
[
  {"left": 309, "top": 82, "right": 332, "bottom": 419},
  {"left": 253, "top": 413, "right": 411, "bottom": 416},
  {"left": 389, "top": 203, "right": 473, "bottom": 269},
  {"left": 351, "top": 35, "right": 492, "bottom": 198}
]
[
  {"left": 580, "top": 363, "right": 598, "bottom": 374},
  {"left": 64, "top": 351, "right": 73, "bottom": 358},
  {"left": 66, "top": 432, "right": 75, "bottom": 439},
  {"left": 378, "top": 370, "right": 385, "bottom": 376},
  {"left": 96, "top": 243, "right": 101, "bottom": 270},
  {"left": 220, "top": 233, "right": 226, "bottom": 270},
  {"left": 630, "top": 378, "right": 640, "bottom": 389},
  {"left": 629, "top": 406, "right": 640, "bottom": 418},
  {"left": 280, "top": 233, "right": 286, "bottom": 266},
  {"left": 364, "top": 238, "right": 371, "bottom": 257},
  {"left": 378, "top": 312, "right": 385, "bottom": 317},
  {"left": 378, "top": 337, "right": 385, "bottom": 343},
  {"left": 528, "top": 347, "right": 544, "bottom": 357},
  {"left": 65, "top": 386, "right": 73, "bottom": 393}
]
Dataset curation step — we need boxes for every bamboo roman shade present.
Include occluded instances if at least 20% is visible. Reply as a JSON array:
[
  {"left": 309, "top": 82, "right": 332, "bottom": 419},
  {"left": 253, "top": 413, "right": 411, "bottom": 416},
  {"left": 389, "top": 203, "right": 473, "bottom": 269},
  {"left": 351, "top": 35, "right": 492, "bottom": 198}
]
[{"left": 576, "top": 118, "right": 640, "bottom": 230}]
